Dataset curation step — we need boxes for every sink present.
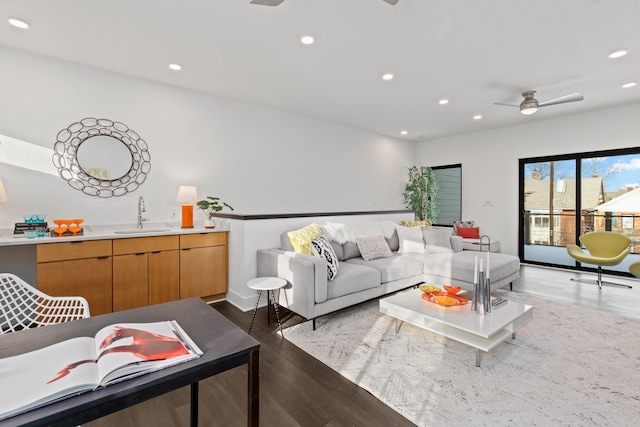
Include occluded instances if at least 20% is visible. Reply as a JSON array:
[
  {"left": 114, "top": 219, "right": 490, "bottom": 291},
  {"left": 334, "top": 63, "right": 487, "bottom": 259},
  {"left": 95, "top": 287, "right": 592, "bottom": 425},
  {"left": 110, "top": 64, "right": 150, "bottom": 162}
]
[{"left": 114, "top": 228, "right": 171, "bottom": 234}]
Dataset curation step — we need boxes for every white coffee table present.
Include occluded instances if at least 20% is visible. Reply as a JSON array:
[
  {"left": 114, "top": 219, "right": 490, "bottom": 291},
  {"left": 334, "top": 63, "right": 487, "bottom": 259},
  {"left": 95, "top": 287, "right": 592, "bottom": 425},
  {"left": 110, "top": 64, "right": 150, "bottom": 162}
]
[{"left": 379, "top": 289, "right": 533, "bottom": 367}]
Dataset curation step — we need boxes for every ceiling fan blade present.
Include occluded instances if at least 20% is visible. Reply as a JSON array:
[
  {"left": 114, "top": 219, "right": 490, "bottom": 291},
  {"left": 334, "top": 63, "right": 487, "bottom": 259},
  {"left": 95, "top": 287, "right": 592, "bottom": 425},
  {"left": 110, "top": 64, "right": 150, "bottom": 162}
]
[
  {"left": 494, "top": 102, "right": 520, "bottom": 107},
  {"left": 250, "top": 0, "right": 285, "bottom": 6},
  {"left": 538, "top": 92, "right": 584, "bottom": 107},
  {"left": 383, "top": 0, "right": 400, "bottom": 4}
]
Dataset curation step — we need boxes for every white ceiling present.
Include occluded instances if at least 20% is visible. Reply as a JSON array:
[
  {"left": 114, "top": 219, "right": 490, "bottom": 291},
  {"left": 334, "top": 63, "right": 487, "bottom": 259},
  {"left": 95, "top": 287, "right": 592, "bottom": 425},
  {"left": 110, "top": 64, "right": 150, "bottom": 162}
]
[{"left": 2, "top": 0, "right": 640, "bottom": 141}]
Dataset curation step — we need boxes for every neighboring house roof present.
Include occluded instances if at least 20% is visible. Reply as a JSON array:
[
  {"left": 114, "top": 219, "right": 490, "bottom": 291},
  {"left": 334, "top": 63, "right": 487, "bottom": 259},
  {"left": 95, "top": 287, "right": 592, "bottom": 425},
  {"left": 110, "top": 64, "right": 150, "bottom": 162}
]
[
  {"left": 524, "top": 178, "right": 604, "bottom": 211},
  {"left": 594, "top": 186, "right": 640, "bottom": 212}
]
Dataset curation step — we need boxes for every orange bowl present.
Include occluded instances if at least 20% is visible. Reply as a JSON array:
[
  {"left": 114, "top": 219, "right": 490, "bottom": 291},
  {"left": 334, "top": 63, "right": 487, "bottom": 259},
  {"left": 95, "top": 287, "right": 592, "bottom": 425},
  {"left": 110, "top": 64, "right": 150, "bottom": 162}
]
[{"left": 431, "top": 295, "right": 459, "bottom": 306}]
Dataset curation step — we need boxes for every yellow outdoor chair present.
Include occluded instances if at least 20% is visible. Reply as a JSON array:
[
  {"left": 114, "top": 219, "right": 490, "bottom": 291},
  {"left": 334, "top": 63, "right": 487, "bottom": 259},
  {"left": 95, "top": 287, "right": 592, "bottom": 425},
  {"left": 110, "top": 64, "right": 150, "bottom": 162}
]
[
  {"left": 629, "top": 262, "right": 640, "bottom": 278},
  {"left": 567, "top": 231, "right": 632, "bottom": 289}
]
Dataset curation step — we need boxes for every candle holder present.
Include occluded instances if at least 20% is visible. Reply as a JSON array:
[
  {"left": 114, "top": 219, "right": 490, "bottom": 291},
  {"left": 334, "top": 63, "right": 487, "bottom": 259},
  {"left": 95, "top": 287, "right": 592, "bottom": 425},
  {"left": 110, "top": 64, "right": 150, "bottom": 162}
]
[{"left": 471, "top": 270, "right": 492, "bottom": 316}]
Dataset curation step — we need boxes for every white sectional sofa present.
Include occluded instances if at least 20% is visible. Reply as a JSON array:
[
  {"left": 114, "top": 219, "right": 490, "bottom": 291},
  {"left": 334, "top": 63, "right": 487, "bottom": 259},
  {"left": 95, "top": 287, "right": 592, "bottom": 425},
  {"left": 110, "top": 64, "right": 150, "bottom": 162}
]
[{"left": 257, "top": 221, "right": 520, "bottom": 329}]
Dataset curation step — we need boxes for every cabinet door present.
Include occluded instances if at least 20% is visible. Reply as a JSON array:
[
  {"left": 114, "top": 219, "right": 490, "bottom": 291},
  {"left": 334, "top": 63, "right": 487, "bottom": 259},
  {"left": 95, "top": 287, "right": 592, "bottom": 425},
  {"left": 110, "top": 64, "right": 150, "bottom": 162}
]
[
  {"left": 37, "top": 257, "right": 113, "bottom": 315},
  {"left": 149, "top": 250, "right": 180, "bottom": 305},
  {"left": 113, "top": 253, "right": 149, "bottom": 311},
  {"left": 180, "top": 246, "right": 227, "bottom": 300}
]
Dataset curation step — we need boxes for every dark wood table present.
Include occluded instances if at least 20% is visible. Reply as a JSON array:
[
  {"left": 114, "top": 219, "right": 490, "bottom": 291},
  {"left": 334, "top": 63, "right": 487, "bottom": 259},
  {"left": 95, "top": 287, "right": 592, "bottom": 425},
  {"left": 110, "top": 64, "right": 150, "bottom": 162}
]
[{"left": 0, "top": 298, "right": 260, "bottom": 427}]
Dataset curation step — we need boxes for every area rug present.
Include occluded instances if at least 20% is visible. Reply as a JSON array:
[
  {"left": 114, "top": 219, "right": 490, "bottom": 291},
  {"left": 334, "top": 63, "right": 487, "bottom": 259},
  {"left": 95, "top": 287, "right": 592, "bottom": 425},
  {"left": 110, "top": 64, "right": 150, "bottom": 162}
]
[{"left": 283, "top": 291, "right": 640, "bottom": 426}]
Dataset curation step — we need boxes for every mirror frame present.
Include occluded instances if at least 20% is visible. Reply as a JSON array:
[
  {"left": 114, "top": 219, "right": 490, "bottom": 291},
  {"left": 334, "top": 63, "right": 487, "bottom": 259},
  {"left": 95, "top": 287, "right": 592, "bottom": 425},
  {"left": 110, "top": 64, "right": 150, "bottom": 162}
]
[{"left": 53, "top": 118, "right": 151, "bottom": 197}]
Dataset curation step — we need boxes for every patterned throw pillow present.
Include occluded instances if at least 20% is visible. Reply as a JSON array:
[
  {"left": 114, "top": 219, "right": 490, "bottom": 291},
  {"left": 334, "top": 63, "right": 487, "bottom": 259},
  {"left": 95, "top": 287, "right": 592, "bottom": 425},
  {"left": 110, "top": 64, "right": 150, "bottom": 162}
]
[
  {"left": 288, "top": 223, "right": 323, "bottom": 255},
  {"left": 452, "top": 220, "right": 474, "bottom": 236},
  {"left": 356, "top": 235, "right": 394, "bottom": 261},
  {"left": 311, "top": 236, "right": 339, "bottom": 280},
  {"left": 401, "top": 219, "right": 432, "bottom": 228},
  {"left": 422, "top": 227, "right": 453, "bottom": 253}
]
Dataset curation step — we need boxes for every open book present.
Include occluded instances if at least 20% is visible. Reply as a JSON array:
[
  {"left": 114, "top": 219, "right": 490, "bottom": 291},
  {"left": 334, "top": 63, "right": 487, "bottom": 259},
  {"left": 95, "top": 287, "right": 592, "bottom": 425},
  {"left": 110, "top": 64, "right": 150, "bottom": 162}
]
[{"left": 0, "top": 320, "right": 202, "bottom": 421}]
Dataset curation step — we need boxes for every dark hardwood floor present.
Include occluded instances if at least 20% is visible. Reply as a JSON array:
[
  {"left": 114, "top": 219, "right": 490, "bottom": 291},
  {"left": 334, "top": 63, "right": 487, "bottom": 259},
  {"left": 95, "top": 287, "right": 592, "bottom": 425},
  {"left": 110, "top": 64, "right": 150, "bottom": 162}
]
[{"left": 86, "top": 264, "right": 640, "bottom": 426}]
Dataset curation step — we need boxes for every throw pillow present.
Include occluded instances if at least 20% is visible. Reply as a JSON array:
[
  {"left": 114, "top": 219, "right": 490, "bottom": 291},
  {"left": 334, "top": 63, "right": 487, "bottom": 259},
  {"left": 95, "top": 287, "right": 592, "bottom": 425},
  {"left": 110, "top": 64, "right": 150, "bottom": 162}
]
[
  {"left": 356, "top": 235, "right": 393, "bottom": 261},
  {"left": 288, "top": 223, "right": 323, "bottom": 255},
  {"left": 396, "top": 225, "right": 426, "bottom": 253},
  {"left": 311, "top": 236, "right": 339, "bottom": 280},
  {"left": 422, "top": 227, "right": 454, "bottom": 253},
  {"left": 401, "top": 219, "right": 432, "bottom": 228},
  {"left": 453, "top": 220, "right": 474, "bottom": 235},
  {"left": 457, "top": 226, "right": 480, "bottom": 239}
]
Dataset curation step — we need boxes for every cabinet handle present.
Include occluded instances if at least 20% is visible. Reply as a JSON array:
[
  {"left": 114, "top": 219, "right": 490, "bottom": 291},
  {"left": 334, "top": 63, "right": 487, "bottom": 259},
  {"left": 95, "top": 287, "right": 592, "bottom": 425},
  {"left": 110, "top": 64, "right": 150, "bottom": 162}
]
[
  {"left": 182, "top": 248, "right": 191, "bottom": 251},
  {"left": 97, "top": 256, "right": 109, "bottom": 260},
  {"left": 151, "top": 251, "right": 161, "bottom": 254},
  {"left": 70, "top": 241, "right": 83, "bottom": 244},
  {"left": 135, "top": 253, "right": 145, "bottom": 256}
]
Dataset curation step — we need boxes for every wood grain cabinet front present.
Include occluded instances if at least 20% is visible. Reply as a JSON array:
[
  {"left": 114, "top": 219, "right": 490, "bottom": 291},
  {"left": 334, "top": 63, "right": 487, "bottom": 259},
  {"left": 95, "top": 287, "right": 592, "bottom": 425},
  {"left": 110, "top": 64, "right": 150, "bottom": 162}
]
[
  {"left": 112, "top": 236, "right": 179, "bottom": 311},
  {"left": 179, "top": 232, "right": 228, "bottom": 301},
  {"left": 37, "top": 240, "right": 113, "bottom": 316}
]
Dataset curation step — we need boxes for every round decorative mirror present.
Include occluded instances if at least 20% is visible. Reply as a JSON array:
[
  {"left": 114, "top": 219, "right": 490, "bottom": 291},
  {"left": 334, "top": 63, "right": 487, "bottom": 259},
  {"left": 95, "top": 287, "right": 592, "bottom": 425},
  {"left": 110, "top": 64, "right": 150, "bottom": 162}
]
[{"left": 53, "top": 118, "right": 151, "bottom": 197}]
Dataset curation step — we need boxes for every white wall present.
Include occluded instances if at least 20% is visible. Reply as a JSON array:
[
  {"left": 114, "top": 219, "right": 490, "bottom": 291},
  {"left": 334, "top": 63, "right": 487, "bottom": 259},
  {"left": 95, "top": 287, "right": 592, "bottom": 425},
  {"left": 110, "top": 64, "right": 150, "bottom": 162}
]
[
  {"left": 0, "top": 45, "right": 416, "bottom": 229},
  {"left": 416, "top": 103, "right": 640, "bottom": 256},
  {"left": 0, "top": 46, "right": 416, "bottom": 308}
]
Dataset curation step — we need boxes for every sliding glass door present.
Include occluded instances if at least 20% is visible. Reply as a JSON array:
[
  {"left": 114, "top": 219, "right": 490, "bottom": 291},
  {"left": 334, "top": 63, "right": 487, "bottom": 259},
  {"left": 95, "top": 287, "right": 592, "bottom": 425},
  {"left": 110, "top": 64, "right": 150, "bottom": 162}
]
[{"left": 520, "top": 148, "right": 640, "bottom": 274}]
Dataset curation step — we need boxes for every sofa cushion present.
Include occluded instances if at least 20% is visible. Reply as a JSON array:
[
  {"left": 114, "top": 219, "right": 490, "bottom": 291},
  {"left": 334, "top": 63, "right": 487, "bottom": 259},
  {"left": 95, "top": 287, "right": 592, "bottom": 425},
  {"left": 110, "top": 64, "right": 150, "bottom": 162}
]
[
  {"left": 422, "top": 227, "right": 454, "bottom": 253},
  {"left": 287, "top": 223, "right": 323, "bottom": 255},
  {"left": 345, "top": 255, "right": 423, "bottom": 283},
  {"left": 396, "top": 225, "right": 425, "bottom": 253},
  {"left": 453, "top": 220, "right": 474, "bottom": 235},
  {"left": 356, "top": 235, "right": 394, "bottom": 261},
  {"left": 401, "top": 219, "right": 432, "bottom": 227},
  {"left": 326, "top": 262, "right": 381, "bottom": 300},
  {"left": 311, "top": 236, "right": 339, "bottom": 280},
  {"left": 457, "top": 226, "right": 480, "bottom": 239},
  {"left": 386, "top": 231, "right": 400, "bottom": 252},
  {"left": 342, "top": 242, "right": 361, "bottom": 260},
  {"left": 330, "top": 240, "right": 344, "bottom": 261}
]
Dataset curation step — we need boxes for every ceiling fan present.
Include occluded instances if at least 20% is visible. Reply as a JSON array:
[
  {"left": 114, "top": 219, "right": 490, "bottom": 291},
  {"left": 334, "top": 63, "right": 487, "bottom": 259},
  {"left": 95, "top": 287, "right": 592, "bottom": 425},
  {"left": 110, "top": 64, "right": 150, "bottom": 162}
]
[
  {"left": 494, "top": 90, "right": 584, "bottom": 115},
  {"left": 250, "top": 0, "right": 398, "bottom": 5}
]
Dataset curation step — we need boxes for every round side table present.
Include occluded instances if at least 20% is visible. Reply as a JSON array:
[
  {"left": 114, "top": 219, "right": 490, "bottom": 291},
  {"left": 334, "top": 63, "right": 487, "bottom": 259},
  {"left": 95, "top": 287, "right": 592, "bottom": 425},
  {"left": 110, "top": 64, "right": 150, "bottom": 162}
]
[{"left": 247, "top": 277, "right": 288, "bottom": 337}]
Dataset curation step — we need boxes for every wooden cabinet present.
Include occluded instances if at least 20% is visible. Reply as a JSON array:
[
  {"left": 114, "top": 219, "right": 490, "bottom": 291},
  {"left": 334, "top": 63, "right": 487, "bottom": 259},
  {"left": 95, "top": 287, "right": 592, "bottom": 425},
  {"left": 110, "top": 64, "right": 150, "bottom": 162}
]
[
  {"left": 112, "top": 236, "right": 179, "bottom": 311},
  {"left": 36, "top": 231, "right": 227, "bottom": 314},
  {"left": 180, "top": 232, "right": 228, "bottom": 301},
  {"left": 37, "top": 240, "right": 113, "bottom": 316}
]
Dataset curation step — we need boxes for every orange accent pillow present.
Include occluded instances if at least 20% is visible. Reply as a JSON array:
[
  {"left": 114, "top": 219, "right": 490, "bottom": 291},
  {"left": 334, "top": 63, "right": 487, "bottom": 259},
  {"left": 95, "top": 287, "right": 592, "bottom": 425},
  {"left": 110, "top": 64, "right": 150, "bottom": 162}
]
[{"left": 457, "top": 227, "right": 480, "bottom": 239}]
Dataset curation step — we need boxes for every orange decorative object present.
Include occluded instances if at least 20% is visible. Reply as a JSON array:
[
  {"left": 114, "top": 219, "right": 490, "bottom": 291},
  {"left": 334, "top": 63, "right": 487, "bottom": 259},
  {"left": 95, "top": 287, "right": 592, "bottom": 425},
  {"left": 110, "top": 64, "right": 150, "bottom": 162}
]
[
  {"left": 443, "top": 285, "right": 462, "bottom": 295},
  {"left": 181, "top": 204, "right": 194, "bottom": 228},
  {"left": 422, "top": 292, "right": 468, "bottom": 306}
]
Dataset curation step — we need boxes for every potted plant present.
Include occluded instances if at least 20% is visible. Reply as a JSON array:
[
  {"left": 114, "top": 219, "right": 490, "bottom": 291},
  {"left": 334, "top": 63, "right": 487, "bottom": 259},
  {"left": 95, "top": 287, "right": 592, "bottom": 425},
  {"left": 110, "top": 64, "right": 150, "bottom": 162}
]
[
  {"left": 196, "top": 196, "right": 234, "bottom": 228},
  {"left": 402, "top": 164, "right": 441, "bottom": 221}
]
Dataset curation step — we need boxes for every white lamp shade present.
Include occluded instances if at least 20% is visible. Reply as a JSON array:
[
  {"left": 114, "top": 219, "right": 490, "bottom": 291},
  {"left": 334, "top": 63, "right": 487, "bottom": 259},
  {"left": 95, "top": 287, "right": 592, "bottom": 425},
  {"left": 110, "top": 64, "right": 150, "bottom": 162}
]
[
  {"left": 0, "top": 180, "right": 6, "bottom": 202},
  {"left": 176, "top": 185, "right": 198, "bottom": 204}
]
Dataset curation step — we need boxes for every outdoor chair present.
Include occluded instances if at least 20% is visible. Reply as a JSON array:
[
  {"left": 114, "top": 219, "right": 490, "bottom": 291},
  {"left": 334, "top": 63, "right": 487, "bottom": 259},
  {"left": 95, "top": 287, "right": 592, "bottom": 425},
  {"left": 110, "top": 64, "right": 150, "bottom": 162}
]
[
  {"left": 566, "top": 231, "right": 632, "bottom": 289},
  {"left": 628, "top": 262, "right": 640, "bottom": 278},
  {"left": 0, "top": 273, "right": 90, "bottom": 334}
]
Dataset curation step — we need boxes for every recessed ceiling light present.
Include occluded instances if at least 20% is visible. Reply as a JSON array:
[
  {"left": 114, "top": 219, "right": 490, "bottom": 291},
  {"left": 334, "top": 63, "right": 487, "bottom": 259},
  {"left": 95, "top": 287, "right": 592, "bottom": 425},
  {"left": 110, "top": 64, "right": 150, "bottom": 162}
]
[
  {"left": 382, "top": 73, "right": 394, "bottom": 81},
  {"left": 438, "top": 99, "right": 449, "bottom": 105},
  {"left": 300, "top": 35, "right": 314, "bottom": 45},
  {"left": 400, "top": 130, "right": 408, "bottom": 135},
  {"left": 622, "top": 81, "right": 637, "bottom": 88},
  {"left": 473, "top": 115, "right": 482, "bottom": 120},
  {"left": 609, "top": 49, "right": 628, "bottom": 59},
  {"left": 8, "top": 18, "right": 29, "bottom": 29},
  {"left": 168, "top": 63, "right": 182, "bottom": 71}
]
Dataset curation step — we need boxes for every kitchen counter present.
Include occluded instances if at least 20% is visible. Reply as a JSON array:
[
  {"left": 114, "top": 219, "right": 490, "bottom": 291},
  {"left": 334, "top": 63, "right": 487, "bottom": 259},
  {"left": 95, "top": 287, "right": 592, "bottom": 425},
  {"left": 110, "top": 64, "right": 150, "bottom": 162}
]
[{"left": 0, "top": 222, "right": 229, "bottom": 247}]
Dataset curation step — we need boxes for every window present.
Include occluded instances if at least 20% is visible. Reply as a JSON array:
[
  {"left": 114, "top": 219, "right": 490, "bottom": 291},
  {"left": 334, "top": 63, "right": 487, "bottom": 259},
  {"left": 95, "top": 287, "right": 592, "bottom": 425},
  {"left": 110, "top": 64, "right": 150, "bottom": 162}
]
[
  {"left": 519, "top": 147, "right": 640, "bottom": 273},
  {"left": 432, "top": 164, "right": 461, "bottom": 226}
]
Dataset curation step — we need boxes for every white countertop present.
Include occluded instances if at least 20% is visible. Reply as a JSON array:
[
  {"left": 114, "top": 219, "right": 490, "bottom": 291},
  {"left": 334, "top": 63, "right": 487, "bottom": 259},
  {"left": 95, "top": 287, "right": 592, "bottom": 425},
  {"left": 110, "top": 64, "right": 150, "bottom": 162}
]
[{"left": 0, "top": 222, "right": 229, "bottom": 247}]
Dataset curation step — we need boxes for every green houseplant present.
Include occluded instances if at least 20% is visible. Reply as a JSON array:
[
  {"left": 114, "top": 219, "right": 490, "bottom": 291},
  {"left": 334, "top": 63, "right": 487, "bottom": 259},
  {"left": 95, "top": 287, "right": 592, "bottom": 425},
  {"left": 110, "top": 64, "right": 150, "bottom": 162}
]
[
  {"left": 196, "top": 196, "right": 234, "bottom": 228},
  {"left": 402, "top": 165, "right": 441, "bottom": 221}
]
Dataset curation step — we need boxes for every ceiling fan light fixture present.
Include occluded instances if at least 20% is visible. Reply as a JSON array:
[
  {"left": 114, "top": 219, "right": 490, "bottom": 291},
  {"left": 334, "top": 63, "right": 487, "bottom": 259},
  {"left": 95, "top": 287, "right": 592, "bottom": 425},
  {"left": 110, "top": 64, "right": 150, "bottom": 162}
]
[{"left": 520, "top": 106, "right": 538, "bottom": 115}]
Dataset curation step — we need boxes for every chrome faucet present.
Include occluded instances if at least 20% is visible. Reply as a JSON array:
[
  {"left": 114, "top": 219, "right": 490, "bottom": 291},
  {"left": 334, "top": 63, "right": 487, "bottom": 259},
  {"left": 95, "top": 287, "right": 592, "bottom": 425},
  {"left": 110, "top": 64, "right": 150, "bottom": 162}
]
[{"left": 137, "top": 196, "right": 148, "bottom": 229}]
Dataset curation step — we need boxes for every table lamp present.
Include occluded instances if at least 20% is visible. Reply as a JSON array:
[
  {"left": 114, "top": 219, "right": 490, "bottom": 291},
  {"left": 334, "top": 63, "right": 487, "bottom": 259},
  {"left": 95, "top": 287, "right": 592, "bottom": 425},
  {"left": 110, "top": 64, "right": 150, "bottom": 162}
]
[
  {"left": 0, "top": 180, "right": 6, "bottom": 202},
  {"left": 176, "top": 185, "right": 197, "bottom": 228}
]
